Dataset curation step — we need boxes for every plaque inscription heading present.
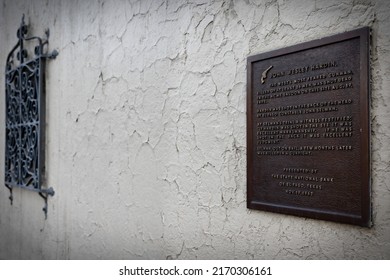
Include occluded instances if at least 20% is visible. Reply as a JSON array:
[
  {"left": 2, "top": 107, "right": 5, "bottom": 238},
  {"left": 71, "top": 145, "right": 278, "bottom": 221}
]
[{"left": 247, "top": 28, "right": 371, "bottom": 227}]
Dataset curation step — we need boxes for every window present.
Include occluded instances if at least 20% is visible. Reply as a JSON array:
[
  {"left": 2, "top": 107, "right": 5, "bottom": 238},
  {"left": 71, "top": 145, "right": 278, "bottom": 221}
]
[{"left": 4, "top": 15, "right": 57, "bottom": 217}]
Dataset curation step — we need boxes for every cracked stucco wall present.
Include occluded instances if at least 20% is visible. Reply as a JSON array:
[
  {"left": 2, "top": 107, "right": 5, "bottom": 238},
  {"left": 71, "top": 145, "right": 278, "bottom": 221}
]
[{"left": 0, "top": 0, "right": 389, "bottom": 259}]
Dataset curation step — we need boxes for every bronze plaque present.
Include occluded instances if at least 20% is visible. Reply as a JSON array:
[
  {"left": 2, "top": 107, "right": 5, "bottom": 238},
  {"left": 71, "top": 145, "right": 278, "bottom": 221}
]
[{"left": 247, "top": 28, "right": 371, "bottom": 227}]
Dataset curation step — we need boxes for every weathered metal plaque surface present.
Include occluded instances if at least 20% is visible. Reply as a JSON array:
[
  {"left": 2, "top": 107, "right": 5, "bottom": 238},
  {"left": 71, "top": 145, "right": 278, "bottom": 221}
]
[{"left": 247, "top": 28, "right": 371, "bottom": 227}]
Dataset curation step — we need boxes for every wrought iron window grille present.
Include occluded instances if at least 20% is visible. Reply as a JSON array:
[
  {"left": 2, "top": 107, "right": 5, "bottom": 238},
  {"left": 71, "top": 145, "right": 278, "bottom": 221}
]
[{"left": 4, "top": 15, "right": 58, "bottom": 218}]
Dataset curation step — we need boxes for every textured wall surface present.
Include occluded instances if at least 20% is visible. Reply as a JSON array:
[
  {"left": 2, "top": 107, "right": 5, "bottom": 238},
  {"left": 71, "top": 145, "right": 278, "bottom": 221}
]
[{"left": 0, "top": 0, "right": 389, "bottom": 259}]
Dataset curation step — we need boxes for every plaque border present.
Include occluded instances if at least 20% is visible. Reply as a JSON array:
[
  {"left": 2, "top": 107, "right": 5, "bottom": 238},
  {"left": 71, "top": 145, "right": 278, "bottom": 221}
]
[{"left": 247, "top": 27, "right": 371, "bottom": 227}]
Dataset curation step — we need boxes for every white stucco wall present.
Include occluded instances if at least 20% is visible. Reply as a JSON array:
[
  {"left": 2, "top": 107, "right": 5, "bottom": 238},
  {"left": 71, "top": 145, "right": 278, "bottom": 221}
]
[{"left": 0, "top": 0, "right": 389, "bottom": 259}]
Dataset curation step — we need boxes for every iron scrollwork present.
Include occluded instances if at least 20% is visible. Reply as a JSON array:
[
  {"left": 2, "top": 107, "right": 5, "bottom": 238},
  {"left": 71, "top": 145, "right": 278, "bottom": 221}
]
[{"left": 5, "top": 15, "right": 58, "bottom": 218}]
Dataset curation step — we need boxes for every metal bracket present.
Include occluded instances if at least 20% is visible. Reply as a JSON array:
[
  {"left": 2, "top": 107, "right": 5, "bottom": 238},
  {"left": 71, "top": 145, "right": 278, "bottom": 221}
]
[
  {"left": 5, "top": 186, "right": 13, "bottom": 205},
  {"left": 39, "top": 188, "right": 55, "bottom": 219}
]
